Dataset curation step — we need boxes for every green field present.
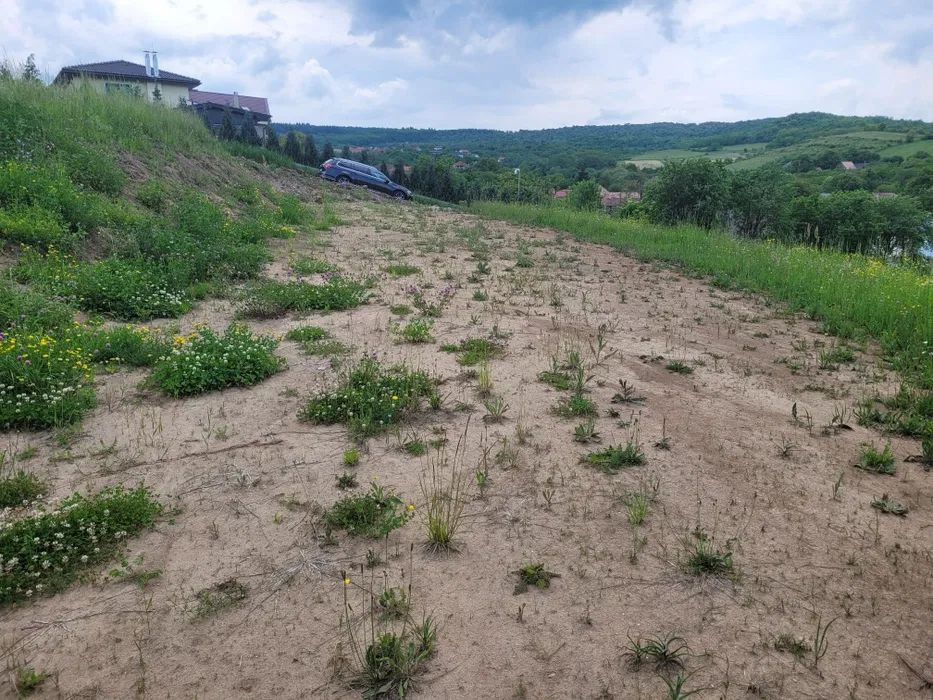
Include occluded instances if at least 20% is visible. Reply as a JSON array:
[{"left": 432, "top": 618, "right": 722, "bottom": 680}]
[
  {"left": 879, "top": 138, "right": 933, "bottom": 158},
  {"left": 729, "top": 131, "right": 908, "bottom": 171}
]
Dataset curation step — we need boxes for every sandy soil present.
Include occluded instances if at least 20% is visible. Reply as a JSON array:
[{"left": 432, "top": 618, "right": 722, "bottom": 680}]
[{"left": 2, "top": 194, "right": 931, "bottom": 699}]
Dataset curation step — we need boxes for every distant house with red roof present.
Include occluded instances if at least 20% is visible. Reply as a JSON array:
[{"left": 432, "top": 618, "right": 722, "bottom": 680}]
[
  {"left": 188, "top": 89, "right": 271, "bottom": 123},
  {"left": 553, "top": 189, "right": 570, "bottom": 199}
]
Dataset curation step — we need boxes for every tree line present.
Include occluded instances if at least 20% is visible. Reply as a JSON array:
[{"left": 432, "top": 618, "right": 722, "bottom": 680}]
[{"left": 626, "top": 159, "right": 929, "bottom": 257}]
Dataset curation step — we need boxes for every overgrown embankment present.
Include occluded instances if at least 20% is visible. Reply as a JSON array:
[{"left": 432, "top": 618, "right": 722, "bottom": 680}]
[
  {"left": 0, "top": 78, "right": 338, "bottom": 431},
  {"left": 471, "top": 201, "right": 932, "bottom": 438}
]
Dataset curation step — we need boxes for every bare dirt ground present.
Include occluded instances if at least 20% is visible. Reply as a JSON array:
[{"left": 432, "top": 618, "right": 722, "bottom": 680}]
[{"left": 2, "top": 194, "right": 931, "bottom": 699}]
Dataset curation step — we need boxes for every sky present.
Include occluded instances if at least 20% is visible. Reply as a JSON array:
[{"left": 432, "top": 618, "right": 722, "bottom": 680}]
[{"left": 4, "top": 0, "right": 933, "bottom": 129}]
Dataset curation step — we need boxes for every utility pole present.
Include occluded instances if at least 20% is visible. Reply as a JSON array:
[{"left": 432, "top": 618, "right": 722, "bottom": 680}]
[{"left": 515, "top": 168, "right": 521, "bottom": 201}]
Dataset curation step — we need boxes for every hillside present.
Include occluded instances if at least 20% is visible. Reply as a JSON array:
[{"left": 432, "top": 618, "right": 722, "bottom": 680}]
[
  {"left": 277, "top": 112, "right": 933, "bottom": 166},
  {"left": 1, "top": 79, "right": 931, "bottom": 699}
]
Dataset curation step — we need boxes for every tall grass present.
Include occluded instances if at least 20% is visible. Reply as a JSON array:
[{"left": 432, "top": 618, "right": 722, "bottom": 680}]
[
  {"left": 0, "top": 78, "right": 218, "bottom": 160},
  {"left": 470, "top": 202, "right": 932, "bottom": 393}
]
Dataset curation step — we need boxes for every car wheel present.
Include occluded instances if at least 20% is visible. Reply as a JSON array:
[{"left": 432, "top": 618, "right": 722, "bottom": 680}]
[
  {"left": 392, "top": 190, "right": 406, "bottom": 200},
  {"left": 336, "top": 175, "right": 351, "bottom": 184}
]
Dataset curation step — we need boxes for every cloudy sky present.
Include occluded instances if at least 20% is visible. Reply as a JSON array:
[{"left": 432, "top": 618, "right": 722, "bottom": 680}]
[{"left": 4, "top": 0, "right": 932, "bottom": 129}]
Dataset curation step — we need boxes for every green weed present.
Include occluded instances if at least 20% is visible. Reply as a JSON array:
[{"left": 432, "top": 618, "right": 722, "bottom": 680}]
[
  {"left": 324, "top": 482, "right": 414, "bottom": 538},
  {"left": 299, "top": 358, "right": 436, "bottom": 439},
  {"left": 856, "top": 442, "right": 896, "bottom": 474},
  {"left": 584, "top": 440, "right": 646, "bottom": 473}
]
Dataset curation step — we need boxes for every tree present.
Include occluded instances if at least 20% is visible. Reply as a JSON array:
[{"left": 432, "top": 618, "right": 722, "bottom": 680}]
[
  {"left": 21, "top": 54, "right": 41, "bottom": 83},
  {"left": 728, "top": 166, "right": 794, "bottom": 238},
  {"left": 152, "top": 86, "right": 162, "bottom": 103},
  {"left": 379, "top": 161, "right": 390, "bottom": 177},
  {"left": 360, "top": 149, "right": 370, "bottom": 164},
  {"left": 568, "top": 179, "right": 601, "bottom": 210},
  {"left": 238, "top": 115, "right": 260, "bottom": 145},
  {"left": 303, "top": 135, "right": 319, "bottom": 166},
  {"left": 218, "top": 112, "right": 236, "bottom": 141},
  {"left": 392, "top": 160, "right": 408, "bottom": 186},
  {"left": 264, "top": 126, "right": 280, "bottom": 151},
  {"left": 643, "top": 159, "right": 730, "bottom": 228},
  {"left": 341, "top": 145, "right": 350, "bottom": 158},
  {"left": 284, "top": 131, "right": 302, "bottom": 162},
  {"left": 322, "top": 142, "right": 335, "bottom": 161},
  {"left": 875, "top": 195, "right": 928, "bottom": 257}
]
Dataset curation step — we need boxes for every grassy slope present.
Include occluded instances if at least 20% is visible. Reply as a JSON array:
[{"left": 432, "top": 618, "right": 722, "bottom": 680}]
[
  {"left": 879, "top": 139, "right": 933, "bottom": 158},
  {"left": 470, "top": 202, "right": 933, "bottom": 407}
]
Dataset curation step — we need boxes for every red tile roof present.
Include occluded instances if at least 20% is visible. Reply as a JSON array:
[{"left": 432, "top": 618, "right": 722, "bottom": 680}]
[{"left": 188, "top": 89, "right": 270, "bottom": 115}]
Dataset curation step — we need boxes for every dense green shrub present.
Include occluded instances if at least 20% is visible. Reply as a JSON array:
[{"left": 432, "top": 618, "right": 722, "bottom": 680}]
[
  {"left": 0, "top": 326, "right": 95, "bottom": 429},
  {"left": 151, "top": 323, "right": 283, "bottom": 397},
  {"left": 324, "top": 482, "right": 413, "bottom": 538},
  {"left": 0, "top": 486, "right": 162, "bottom": 604},
  {"left": 238, "top": 278, "right": 369, "bottom": 319},
  {"left": 0, "top": 205, "right": 70, "bottom": 247},
  {"left": 0, "top": 160, "right": 104, "bottom": 243},
  {"left": 300, "top": 357, "right": 436, "bottom": 438},
  {"left": 15, "top": 248, "right": 190, "bottom": 321},
  {"left": 136, "top": 179, "right": 168, "bottom": 211},
  {"left": 0, "top": 281, "right": 73, "bottom": 332},
  {"left": 84, "top": 325, "right": 171, "bottom": 367}
]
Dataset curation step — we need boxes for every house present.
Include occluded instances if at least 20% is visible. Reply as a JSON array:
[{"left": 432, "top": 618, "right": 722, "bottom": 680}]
[
  {"left": 840, "top": 161, "right": 868, "bottom": 170},
  {"left": 53, "top": 53, "right": 199, "bottom": 105},
  {"left": 431, "top": 146, "right": 444, "bottom": 154},
  {"left": 599, "top": 187, "right": 641, "bottom": 210},
  {"left": 191, "top": 101, "right": 271, "bottom": 138},
  {"left": 188, "top": 89, "right": 271, "bottom": 124},
  {"left": 553, "top": 189, "right": 569, "bottom": 199},
  {"left": 453, "top": 160, "right": 470, "bottom": 170}
]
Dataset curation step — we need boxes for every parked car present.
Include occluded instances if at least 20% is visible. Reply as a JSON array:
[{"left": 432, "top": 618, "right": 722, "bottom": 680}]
[{"left": 320, "top": 158, "right": 411, "bottom": 200}]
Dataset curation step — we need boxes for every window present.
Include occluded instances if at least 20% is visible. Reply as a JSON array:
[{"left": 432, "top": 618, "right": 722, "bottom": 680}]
[{"left": 105, "top": 82, "right": 138, "bottom": 96}]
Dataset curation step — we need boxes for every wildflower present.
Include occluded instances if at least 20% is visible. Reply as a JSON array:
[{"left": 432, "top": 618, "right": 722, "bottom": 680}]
[{"left": 344, "top": 577, "right": 352, "bottom": 586}]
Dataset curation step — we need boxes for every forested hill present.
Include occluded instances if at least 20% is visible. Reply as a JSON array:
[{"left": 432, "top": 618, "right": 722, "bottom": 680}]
[{"left": 275, "top": 112, "right": 933, "bottom": 159}]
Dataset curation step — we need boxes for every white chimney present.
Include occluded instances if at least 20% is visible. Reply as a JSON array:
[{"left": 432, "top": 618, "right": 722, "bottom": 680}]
[
  {"left": 144, "top": 51, "right": 151, "bottom": 76},
  {"left": 151, "top": 52, "right": 159, "bottom": 78},
  {"left": 233, "top": 91, "right": 240, "bottom": 109}
]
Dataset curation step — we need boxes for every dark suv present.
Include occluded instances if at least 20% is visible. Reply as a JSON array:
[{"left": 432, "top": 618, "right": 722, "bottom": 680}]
[{"left": 320, "top": 158, "right": 411, "bottom": 200}]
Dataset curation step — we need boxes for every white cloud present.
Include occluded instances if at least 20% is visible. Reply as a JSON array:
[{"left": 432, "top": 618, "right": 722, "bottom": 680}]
[{"left": 2, "top": 0, "right": 931, "bottom": 127}]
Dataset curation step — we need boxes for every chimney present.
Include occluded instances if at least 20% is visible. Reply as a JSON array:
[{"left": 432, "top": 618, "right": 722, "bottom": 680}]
[
  {"left": 151, "top": 52, "right": 159, "bottom": 78},
  {"left": 233, "top": 91, "right": 240, "bottom": 109},
  {"left": 144, "top": 51, "right": 151, "bottom": 76}
]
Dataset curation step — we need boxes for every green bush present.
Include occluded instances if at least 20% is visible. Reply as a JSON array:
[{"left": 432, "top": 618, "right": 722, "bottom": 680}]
[
  {"left": 238, "top": 278, "right": 369, "bottom": 319},
  {"left": 0, "top": 486, "right": 162, "bottom": 604},
  {"left": 0, "top": 471, "right": 46, "bottom": 508},
  {"left": 136, "top": 195, "right": 269, "bottom": 284},
  {"left": 72, "top": 259, "right": 190, "bottom": 320},
  {"left": 300, "top": 357, "right": 436, "bottom": 438},
  {"left": 285, "top": 325, "right": 329, "bottom": 342},
  {"left": 0, "top": 205, "right": 70, "bottom": 247},
  {"left": 151, "top": 323, "right": 283, "bottom": 397},
  {"left": 137, "top": 179, "right": 168, "bottom": 211},
  {"left": 290, "top": 256, "right": 338, "bottom": 275},
  {"left": 84, "top": 325, "right": 171, "bottom": 367},
  {"left": 278, "top": 194, "right": 307, "bottom": 225},
  {"left": 324, "top": 482, "right": 413, "bottom": 538},
  {"left": 15, "top": 248, "right": 190, "bottom": 321},
  {"left": 0, "top": 160, "right": 105, "bottom": 236},
  {"left": 0, "top": 326, "right": 95, "bottom": 429},
  {"left": 0, "top": 281, "right": 74, "bottom": 332},
  {"left": 396, "top": 318, "right": 434, "bottom": 343}
]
